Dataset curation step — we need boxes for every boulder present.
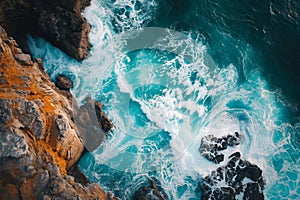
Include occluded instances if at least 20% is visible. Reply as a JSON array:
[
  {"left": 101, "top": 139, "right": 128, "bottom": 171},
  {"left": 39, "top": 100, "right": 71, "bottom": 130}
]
[{"left": 55, "top": 75, "right": 73, "bottom": 90}]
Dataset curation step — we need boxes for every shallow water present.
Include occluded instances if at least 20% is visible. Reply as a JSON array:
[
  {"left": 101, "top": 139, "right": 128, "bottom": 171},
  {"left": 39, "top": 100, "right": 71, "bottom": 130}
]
[{"left": 28, "top": 0, "right": 300, "bottom": 199}]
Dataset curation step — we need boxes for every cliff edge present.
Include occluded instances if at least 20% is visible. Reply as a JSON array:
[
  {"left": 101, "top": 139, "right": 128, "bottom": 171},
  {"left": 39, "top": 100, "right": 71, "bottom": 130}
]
[
  {"left": 0, "top": 27, "right": 115, "bottom": 200},
  {"left": 0, "top": 0, "right": 91, "bottom": 61}
]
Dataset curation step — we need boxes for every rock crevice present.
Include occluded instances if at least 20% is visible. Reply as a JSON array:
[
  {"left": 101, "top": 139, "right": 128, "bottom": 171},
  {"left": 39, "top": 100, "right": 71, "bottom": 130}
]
[{"left": 0, "top": 0, "right": 91, "bottom": 61}]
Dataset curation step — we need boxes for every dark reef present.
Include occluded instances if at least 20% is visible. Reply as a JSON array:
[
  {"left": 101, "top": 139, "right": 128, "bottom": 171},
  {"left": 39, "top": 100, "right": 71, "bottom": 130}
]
[{"left": 199, "top": 133, "right": 265, "bottom": 200}]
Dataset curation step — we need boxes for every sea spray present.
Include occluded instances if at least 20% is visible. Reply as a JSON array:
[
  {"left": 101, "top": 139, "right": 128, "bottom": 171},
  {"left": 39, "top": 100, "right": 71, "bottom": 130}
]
[{"left": 28, "top": 0, "right": 300, "bottom": 199}]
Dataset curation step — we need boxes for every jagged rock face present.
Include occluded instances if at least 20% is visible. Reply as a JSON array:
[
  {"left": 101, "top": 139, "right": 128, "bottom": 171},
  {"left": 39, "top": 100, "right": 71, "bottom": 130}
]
[
  {"left": 199, "top": 132, "right": 240, "bottom": 164},
  {"left": 0, "top": 27, "right": 114, "bottom": 200},
  {"left": 34, "top": 0, "right": 91, "bottom": 61},
  {"left": 199, "top": 133, "right": 265, "bottom": 200},
  {"left": 0, "top": 0, "right": 91, "bottom": 61},
  {"left": 201, "top": 153, "right": 265, "bottom": 200}
]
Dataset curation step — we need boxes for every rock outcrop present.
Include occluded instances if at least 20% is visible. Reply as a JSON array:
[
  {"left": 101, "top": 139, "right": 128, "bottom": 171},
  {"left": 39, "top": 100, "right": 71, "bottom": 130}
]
[
  {"left": 55, "top": 75, "right": 73, "bottom": 90},
  {"left": 199, "top": 132, "right": 240, "bottom": 164},
  {"left": 199, "top": 132, "right": 265, "bottom": 199},
  {"left": 201, "top": 153, "right": 265, "bottom": 200},
  {"left": 133, "top": 178, "right": 167, "bottom": 200},
  {"left": 0, "top": 26, "right": 115, "bottom": 199},
  {"left": 0, "top": 0, "right": 91, "bottom": 61}
]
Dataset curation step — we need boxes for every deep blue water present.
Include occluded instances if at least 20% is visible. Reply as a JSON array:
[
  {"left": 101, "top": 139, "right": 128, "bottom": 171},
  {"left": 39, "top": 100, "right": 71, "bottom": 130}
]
[{"left": 28, "top": 0, "right": 300, "bottom": 199}]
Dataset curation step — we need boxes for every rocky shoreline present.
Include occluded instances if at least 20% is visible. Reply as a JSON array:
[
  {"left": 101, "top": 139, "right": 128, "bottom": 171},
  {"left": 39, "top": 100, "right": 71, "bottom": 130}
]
[
  {"left": 0, "top": 0, "right": 91, "bottom": 61},
  {"left": 0, "top": 7, "right": 118, "bottom": 198},
  {"left": 0, "top": 25, "right": 116, "bottom": 199},
  {"left": 0, "top": 1, "right": 268, "bottom": 199}
]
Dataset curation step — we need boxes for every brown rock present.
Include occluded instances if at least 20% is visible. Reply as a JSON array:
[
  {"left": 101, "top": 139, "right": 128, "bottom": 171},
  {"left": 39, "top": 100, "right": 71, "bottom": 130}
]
[
  {"left": 95, "top": 101, "right": 114, "bottom": 132},
  {"left": 34, "top": 0, "right": 91, "bottom": 61},
  {"left": 55, "top": 75, "right": 73, "bottom": 90},
  {"left": 0, "top": 0, "right": 91, "bottom": 61},
  {"left": 133, "top": 178, "right": 167, "bottom": 200},
  {"left": 74, "top": 97, "right": 114, "bottom": 152},
  {"left": 0, "top": 26, "right": 115, "bottom": 200}
]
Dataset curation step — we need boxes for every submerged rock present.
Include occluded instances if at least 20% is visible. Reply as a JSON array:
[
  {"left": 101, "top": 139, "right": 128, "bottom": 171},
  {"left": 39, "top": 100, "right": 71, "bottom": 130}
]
[
  {"left": 201, "top": 152, "right": 265, "bottom": 200},
  {"left": 95, "top": 101, "right": 114, "bottom": 132},
  {"left": 133, "top": 178, "right": 167, "bottom": 200},
  {"left": 199, "top": 132, "right": 240, "bottom": 164}
]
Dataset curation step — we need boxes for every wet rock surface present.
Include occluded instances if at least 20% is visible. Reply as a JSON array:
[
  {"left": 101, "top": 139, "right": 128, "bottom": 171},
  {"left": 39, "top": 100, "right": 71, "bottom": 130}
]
[
  {"left": 133, "top": 178, "right": 167, "bottom": 200},
  {"left": 0, "top": 26, "right": 115, "bottom": 200},
  {"left": 0, "top": 0, "right": 91, "bottom": 61},
  {"left": 199, "top": 132, "right": 265, "bottom": 200},
  {"left": 95, "top": 101, "right": 114, "bottom": 132},
  {"left": 201, "top": 153, "right": 265, "bottom": 200},
  {"left": 200, "top": 132, "right": 240, "bottom": 164},
  {"left": 74, "top": 97, "right": 113, "bottom": 152},
  {"left": 55, "top": 74, "right": 73, "bottom": 90}
]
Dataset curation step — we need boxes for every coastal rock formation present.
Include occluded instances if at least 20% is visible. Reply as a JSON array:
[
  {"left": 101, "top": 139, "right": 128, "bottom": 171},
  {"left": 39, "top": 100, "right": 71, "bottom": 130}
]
[
  {"left": 74, "top": 97, "right": 113, "bottom": 152},
  {"left": 199, "top": 132, "right": 240, "bottom": 164},
  {"left": 34, "top": 0, "right": 91, "bottom": 61},
  {"left": 55, "top": 75, "right": 73, "bottom": 90},
  {"left": 199, "top": 132, "right": 265, "bottom": 199},
  {"left": 0, "top": 27, "right": 115, "bottom": 199},
  {"left": 0, "top": 0, "right": 91, "bottom": 61},
  {"left": 201, "top": 153, "right": 265, "bottom": 200},
  {"left": 133, "top": 178, "right": 167, "bottom": 200}
]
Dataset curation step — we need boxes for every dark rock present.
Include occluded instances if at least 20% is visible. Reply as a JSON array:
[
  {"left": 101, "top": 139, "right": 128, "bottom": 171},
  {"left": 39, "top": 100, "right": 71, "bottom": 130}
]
[
  {"left": 199, "top": 132, "right": 240, "bottom": 164},
  {"left": 209, "top": 187, "right": 235, "bottom": 200},
  {"left": 244, "top": 183, "right": 264, "bottom": 200},
  {"left": 0, "top": 0, "right": 91, "bottom": 61},
  {"left": 55, "top": 75, "right": 73, "bottom": 90},
  {"left": 214, "top": 154, "right": 225, "bottom": 164},
  {"left": 227, "top": 132, "right": 240, "bottom": 146},
  {"left": 74, "top": 98, "right": 113, "bottom": 152},
  {"left": 95, "top": 101, "right": 114, "bottom": 132},
  {"left": 243, "top": 165, "right": 262, "bottom": 182},
  {"left": 133, "top": 178, "right": 166, "bottom": 200},
  {"left": 34, "top": 0, "right": 91, "bottom": 61},
  {"left": 229, "top": 152, "right": 241, "bottom": 159},
  {"left": 201, "top": 153, "right": 265, "bottom": 200}
]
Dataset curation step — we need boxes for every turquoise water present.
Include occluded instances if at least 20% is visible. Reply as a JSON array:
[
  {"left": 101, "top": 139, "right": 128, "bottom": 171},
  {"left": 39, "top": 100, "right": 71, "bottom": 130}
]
[{"left": 28, "top": 0, "right": 300, "bottom": 199}]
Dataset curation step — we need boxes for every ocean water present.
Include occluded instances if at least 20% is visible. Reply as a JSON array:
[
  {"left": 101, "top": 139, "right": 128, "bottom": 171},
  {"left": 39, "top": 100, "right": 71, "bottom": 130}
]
[{"left": 27, "top": 0, "right": 300, "bottom": 199}]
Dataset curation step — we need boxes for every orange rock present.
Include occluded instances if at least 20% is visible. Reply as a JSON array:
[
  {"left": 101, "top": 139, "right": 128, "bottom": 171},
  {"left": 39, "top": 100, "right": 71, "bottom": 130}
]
[{"left": 0, "top": 26, "right": 117, "bottom": 200}]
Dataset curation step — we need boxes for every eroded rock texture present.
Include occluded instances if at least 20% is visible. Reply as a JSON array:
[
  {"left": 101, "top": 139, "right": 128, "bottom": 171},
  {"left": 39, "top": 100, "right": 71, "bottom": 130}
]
[
  {"left": 0, "top": 26, "right": 116, "bottom": 200},
  {"left": 201, "top": 153, "right": 265, "bottom": 200},
  {"left": 200, "top": 132, "right": 240, "bottom": 164},
  {"left": 133, "top": 178, "right": 167, "bottom": 200},
  {"left": 0, "top": 0, "right": 91, "bottom": 61},
  {"left": 199, "top": 132, "right": 265, "bottom": 200}
]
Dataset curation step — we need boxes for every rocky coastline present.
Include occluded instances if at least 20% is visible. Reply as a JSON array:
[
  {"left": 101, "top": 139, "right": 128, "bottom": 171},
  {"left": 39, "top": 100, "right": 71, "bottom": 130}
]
[
  {"left": 0, "top": 25, "right": 117, "bottom": 199},
  {"left": 0, "top": 0, "right": 268, "bottom": 199},
  {"left": 0, "top": 0, "right": 118, "bottom": 198}
]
